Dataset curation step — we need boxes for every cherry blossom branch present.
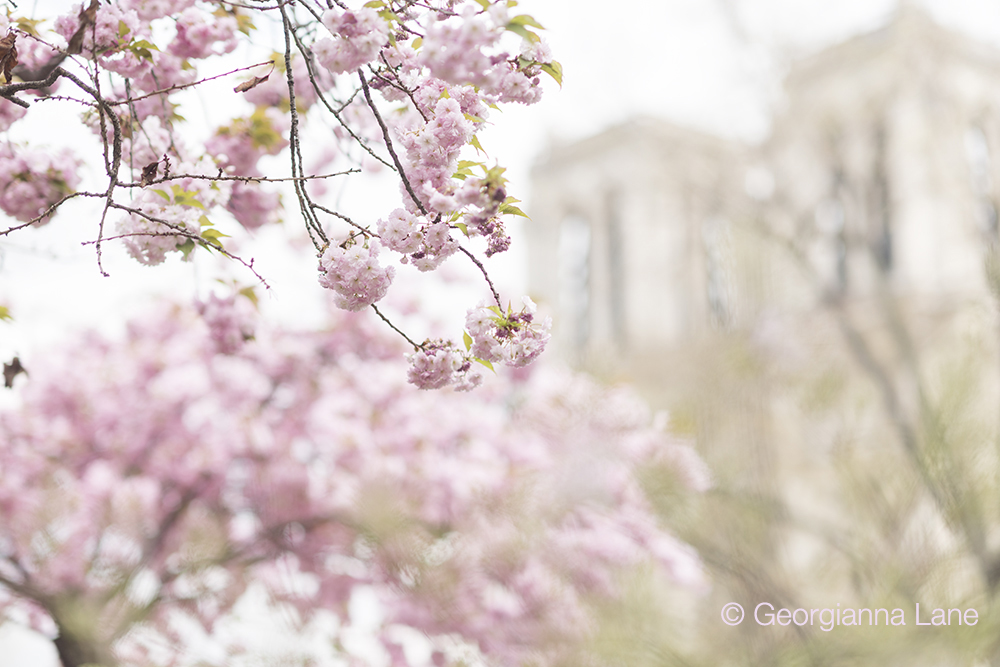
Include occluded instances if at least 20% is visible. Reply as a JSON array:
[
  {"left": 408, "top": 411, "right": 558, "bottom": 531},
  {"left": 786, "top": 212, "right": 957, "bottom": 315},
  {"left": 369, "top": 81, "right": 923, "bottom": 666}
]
[
  {"left": 372, "top": 304, "right": 422, "bottom": 350},
  {"left": 458, "top": 245, "right": 502, "bottom": 307},
  {"left": 280, "top": 0, "right": 327, "bottom": 249},
  {"left": 0, "top": 191, "right": 107, "bottom": 236},
  {"left": 120, "top": 169, "right": 360, "bottom": 189},
  {"left": 107, "top": 60, "right": 278, "bottom": 107},
  {"left": 95, "top": 203, "right": 271, "bottom": 289},
  {"left": 359, "top": 69, "right": 427, "bottom": 215}
]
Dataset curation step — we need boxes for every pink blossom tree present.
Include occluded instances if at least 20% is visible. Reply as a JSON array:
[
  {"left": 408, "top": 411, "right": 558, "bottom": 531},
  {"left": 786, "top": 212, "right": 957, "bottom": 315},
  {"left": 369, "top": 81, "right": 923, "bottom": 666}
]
[
  {"left": 0, "top": 0, "right": 563, "bottom": 388},
  {"left": 0, "top": 299, "right": 708, "bottom": 667}
]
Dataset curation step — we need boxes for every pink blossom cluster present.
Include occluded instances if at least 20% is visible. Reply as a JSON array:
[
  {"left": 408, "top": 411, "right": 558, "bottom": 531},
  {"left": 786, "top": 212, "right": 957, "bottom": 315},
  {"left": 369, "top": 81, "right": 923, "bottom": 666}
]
[
  {"left": 54, "top": 2, "right": 151, "bottom": 78},
  {"left": 53, "top": 2, "right": 140, "bottom": 54},
  {"left": 314, "top": 7, "right": 390, "bottom": 74},
  {"left": 376, "top": 207, "right": 459, "bottom": 271},
  {"left": 195, "top": 292, "right": 256, "bottom": 354},
  {"left": 170, "top": 6, "right": 239, "bottom": 59},
  {"left": 465, "top": 297, "right": 552, "bottom": 368},
  {"left": 242, "top": 55, "right": 328, "bottom": 113},
  {"left": 394, "top": 96, "right": 476, "bottom": 215},
  {"left": 0, "top": 146, "right": 81, "bottom": 224},
  {"left": 317, "top": 238, "right": 395, "bottom": 311},
  {"left": 406, "top": 339, "right": 482, "bottom": 391},
  {"left": 416, "top": 6, "right": 547, "bottom": 105},
  {"left": 204, "top": 109, "right": 289, "bottom": 229},
  {"left": 205, "top": 108, "right": 290, "bottom": 175},
  {"left": 0, "top": 302, "right": 706, "bottom": 666},
  {"left": 418, "top": 5, "right": 509, "bottom": 90},
  {"left": 224, "top": 182, "right": 282, "bottom": 231},
  {"left": 0, "top": 0, "right": 564, "bottom": 390},
  {"left": 0, "top": 100, "right": 26, "bottom": 133},
  {"left": 116, "top": 189, "right": 202, "bottom": 265},
  {"left": 454, "top": 174, "right": 511, "bottom": 256}
]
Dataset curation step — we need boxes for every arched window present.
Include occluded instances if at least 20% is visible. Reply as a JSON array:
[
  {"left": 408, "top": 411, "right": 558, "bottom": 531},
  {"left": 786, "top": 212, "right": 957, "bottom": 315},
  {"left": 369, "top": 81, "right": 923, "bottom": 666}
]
[
  {"left": 965, "top": 124, "right": 999, "bottom": 240},
  {"left": 558, "top": 214, "right": 591, "bottom": 353},
  {"left": 702, "top": 216, "right": 734, "bottom": 329}
]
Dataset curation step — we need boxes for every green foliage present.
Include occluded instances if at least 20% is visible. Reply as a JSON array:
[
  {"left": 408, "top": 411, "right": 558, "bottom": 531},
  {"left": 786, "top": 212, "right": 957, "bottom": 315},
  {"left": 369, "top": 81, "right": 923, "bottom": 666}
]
[
  {"left": 505, "top": 15, "right": 544, "bottom": 43},
  {"left": 216, "top": 108, "right": 285, "bottom": 151},
  {"left": 215, "top": 7, "right": 255, "bottom": 34},
  {"left": 10, "top": 15, "right": 44, "bottom": 37},
  {"left": 540, "top": 60, "right": 563, "bottom": 87},
  {"left": 200, "top": 227, "right": 229, "bottom": 249}
]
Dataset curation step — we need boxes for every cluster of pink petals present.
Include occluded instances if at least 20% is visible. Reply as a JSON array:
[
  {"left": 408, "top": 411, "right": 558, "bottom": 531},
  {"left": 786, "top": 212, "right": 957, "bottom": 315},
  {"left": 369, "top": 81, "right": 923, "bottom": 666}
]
[
  {"left": 224, "top": 183, "right": 281, "bottom": 230},
  {"left": 314, "top": 7, "right": 390, "bottom": 74},
  {"left": 54, "top": 2, "right": 140, "bottom": 54},
  {"left": 466, "top": 297, "right": 552, "bottom": 368},
  {"left": 394, "top": 96, "right": 476, "bottom": 215},
  {"left": 0, "top": 146, "right": 81, "bottom": 224},
  {"left": 195, "top": 293, "right": 256, "bottom": 354},
  {"left": 2, "top": 0, "right": 563, "bottom": 395},
  {"left": 170, "top": 7, "right": 238, "bottom": 59},
  {"left": 116, "top": 190, "right": 201, "bottom": 265},
  {"left": 318, "top": 239, "right": 395, "bottom": 311},
  {"left": 406, "top": 339, "right": 481, "bottom": 391},
  {"left": 0, "top": 303, "right": 707, "bottom": 666},
  {"left": 204, "top": 110, "right": 289, "bottom": 230},
  {"left": 376, "top": 207, "right": 458, "bottom": 271},
  {"left": 418, "top": 6, "right": 507, "bottom": 89}
]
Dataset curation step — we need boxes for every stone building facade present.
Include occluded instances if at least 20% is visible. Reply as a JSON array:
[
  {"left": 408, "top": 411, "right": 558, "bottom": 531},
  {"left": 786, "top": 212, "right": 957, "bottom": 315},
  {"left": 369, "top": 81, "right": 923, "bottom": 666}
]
[{"left": 527, "top": 7, "right": 1000, "bottom": 371}]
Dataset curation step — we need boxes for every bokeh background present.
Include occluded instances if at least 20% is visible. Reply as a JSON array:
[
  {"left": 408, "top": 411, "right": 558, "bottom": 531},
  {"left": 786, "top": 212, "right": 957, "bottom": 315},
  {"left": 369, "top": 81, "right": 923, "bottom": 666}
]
[{"left": 8, "top": 0, "right": 1000, "bottom": 664}]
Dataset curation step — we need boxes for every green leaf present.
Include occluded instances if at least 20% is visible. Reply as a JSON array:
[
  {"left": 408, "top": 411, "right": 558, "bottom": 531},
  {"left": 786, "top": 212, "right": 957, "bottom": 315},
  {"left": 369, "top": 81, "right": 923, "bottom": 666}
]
[
  {"left": 469, "top": 135, "right": 486, "bottom": 155},
  {"left": 455, "top": 222, "right": 469, "bottom": 237},
  {"left": 363, "top": 0, "right": 385, "bottom": 6},
  {"left": 239, "top": 286, "right": 259, "bottom": 308},
  {"left": 463, "top": 331, "right": 473, "bottom": 351},
  {"left": 198, "top": 215, "right": 214, "bottom": 227},
  {"left": 13, "top": 17, "right": 44, "bottom": 38},
  {"left": 170, "top": 185, "right": 205, "bottom": 209},
  {"left": 411, "top": 37, "right": 423, "bottom": 50},
  {"left": 118, "top": 20, "right": 130, "bottom": 39},
  {"left": 486, "top": 305, "right": 504, "bottom": 317},
  {"left": 505, "top": 23, "right": 540, "bottom": 43},
  {"left": 127, "top": 39, "right": 160, "bottom": 63},
  {"left": 473, "top": 357, "right": 495, "bottom": 373},
  {"left": 499, "top": 203, "right": 529, "bottom": 218},
  {"left": 200, "top": 228, "right": 230, "bottom": 248},
  {"left": 177, "top": 239, "right": 196, "bottom": 259},
  {"left": 508, "top": 14, "right": 545, "bottom": 29},
  {"left": 233, "top": 11, "right": 256, "bottom": 35},
  {"left": 463, "top": 113, "right": 485, "bottom": 124},
  {"left": 151, "top": 189, "right": 170, "bottom": 201},
  {"left": 540, "top": 61, "right": 563, "bottom": 87},
  {"left": 471, "top": 0, "right": 490, "bottom": 9},
  {"left": 0, "top": 305, "right": 11, "bottom": 322},
  {"left": 212, "top": 7, "right": 257, "bottom": 35}
]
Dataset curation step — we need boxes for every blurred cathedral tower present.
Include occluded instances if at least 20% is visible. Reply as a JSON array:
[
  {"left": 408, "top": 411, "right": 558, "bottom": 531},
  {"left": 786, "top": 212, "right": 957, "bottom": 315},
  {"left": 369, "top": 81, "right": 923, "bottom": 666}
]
[{"left": 527, "top": 5, "right": 1000, "bottom": 373}]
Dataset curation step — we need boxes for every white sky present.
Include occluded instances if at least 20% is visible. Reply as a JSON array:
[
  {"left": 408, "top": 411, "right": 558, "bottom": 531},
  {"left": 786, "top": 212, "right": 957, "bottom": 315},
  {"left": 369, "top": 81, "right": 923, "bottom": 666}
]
[{"left": 5, "top": 0, "right": 1000, "bottom": 662}]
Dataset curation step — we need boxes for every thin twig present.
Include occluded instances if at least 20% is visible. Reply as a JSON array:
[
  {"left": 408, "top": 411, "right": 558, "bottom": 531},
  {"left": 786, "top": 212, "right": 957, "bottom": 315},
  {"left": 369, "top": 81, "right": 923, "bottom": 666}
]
[
  {"left": 372, "top": 304, "right": 422, "bottom": 350},
  {"left": 359, "top": 69, "right": 426, "bottom": 215},
  {"left": 458, "top": 245, "right": 501, "bottom": 307}
]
